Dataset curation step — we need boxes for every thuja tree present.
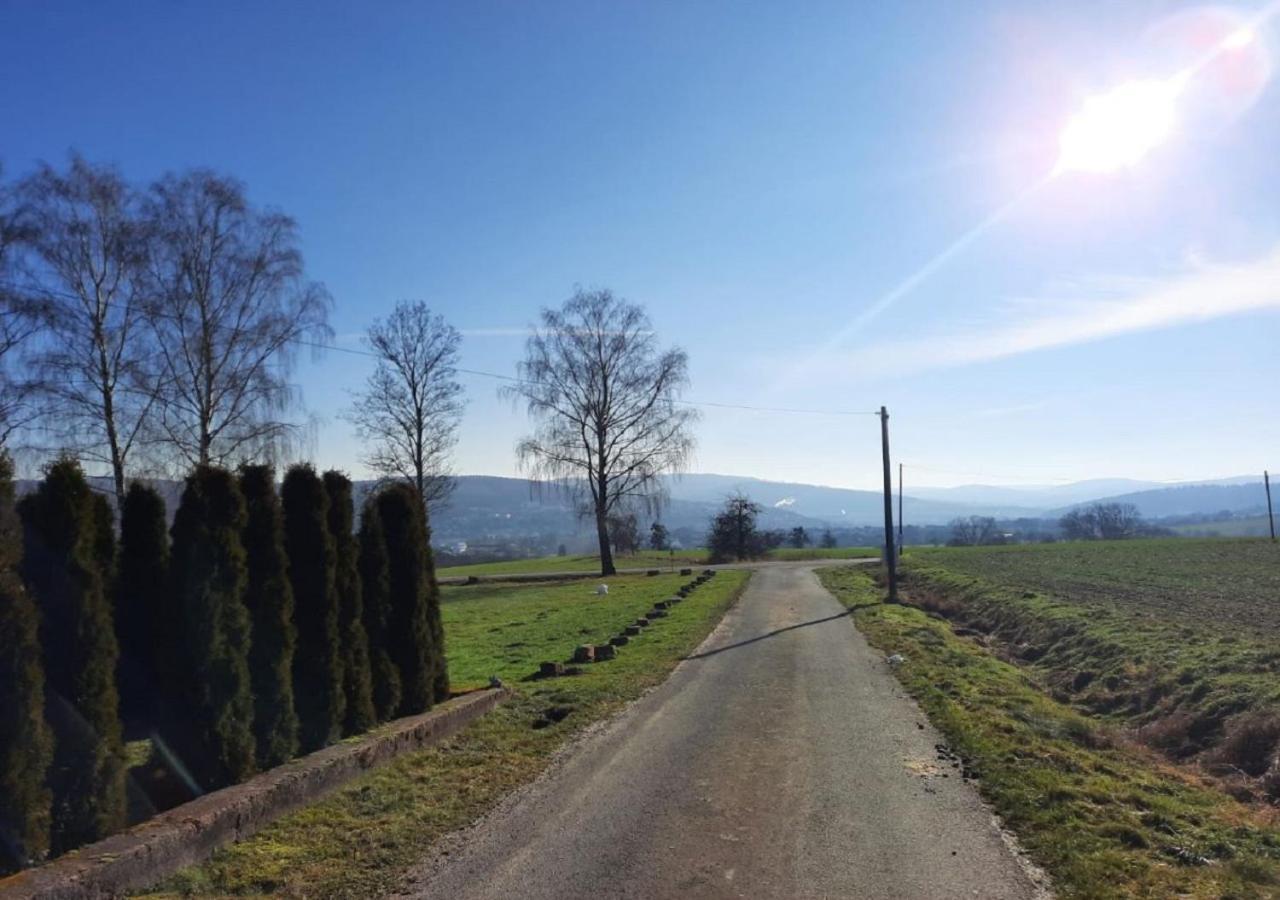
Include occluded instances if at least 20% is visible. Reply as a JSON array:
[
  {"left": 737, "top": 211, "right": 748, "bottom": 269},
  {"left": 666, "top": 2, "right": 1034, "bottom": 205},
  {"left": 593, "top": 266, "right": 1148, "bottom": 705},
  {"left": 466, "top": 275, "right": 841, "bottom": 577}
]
[
  {"left": 357, "top": 496, "right": 400, "bottom": 721},
  {"left": 322, "top": 471, "right": 376, "bottom": 736},
  {"left": 420, "top": 503, "right": 447, "bottom": 703},
  {"left": 18, "top": 458, "right": 126, "bottom": 854},
  {"left": 115, "top": 483, "right": 169, "bottom": 729},
  {"left": 89, "top": 491, "right": 116, "bottom": 586},
  {"left": 282, "top": 464, "right": 344, "bottom": 751},
  {"left": 239, "top": 465, "right": 299, "bottom": 768},
  {"left": 163, "top": 466, "right": 256, "bottom": 790},
  {"left": 0, "top": 455, "right": 53, "bottom": 872},
  {"left": 375, "top": 484, "right": 436, "bottom": 715}
]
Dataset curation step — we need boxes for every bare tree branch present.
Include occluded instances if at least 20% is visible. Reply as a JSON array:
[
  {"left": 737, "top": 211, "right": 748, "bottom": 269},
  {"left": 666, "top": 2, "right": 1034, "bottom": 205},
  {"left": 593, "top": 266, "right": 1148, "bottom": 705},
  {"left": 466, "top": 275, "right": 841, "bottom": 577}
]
[
  {"left": 15, "top": 155, "right": 160, "bottom": 505},
  {"left": 143, "top": 170, "right": 331, "bottom": 469},
  {"left": 504, "top": 288, "right": 697, "bottom": 575},
  {"left": 344, "top": 301, "right": 463, "bottom": 515}
]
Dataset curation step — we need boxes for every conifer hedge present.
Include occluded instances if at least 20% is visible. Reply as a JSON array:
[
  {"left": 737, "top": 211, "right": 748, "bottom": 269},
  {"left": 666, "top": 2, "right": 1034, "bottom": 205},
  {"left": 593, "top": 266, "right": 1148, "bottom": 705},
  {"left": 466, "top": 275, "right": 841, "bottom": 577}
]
[
  {"left": 282, "top": 464, "right": 344, "bottom": 752},
  {"left": 420, "top": 506, "right": 448, "bottom": 704},
  {"left": 164, "top": 466, "right": 256, "bottom": 791},
  {"left": 115, "top": 483, "right": 169, "bottom": 730},
  {"left": 374, "top": 484, "right": 435, "bottom": 716},
  {"left": 239, "top": 465, "right": 299, "bottom": 768},
  {"left": 18, "top": 459, "right": 126, "bottom": 854},
  {"left": 322, "top": 471, "right": 376, "bottom": 736},
  {"left": 0, "top": 455, "right": 53, "bottom": 872},
  {"left": 357, "top": 496, "right": 401, "bottom": 721}
]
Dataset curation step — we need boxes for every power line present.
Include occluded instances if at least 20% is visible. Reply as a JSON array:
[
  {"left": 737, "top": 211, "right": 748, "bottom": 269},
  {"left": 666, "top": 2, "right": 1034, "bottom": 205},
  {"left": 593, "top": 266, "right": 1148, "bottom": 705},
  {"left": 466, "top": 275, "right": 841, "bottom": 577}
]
[
  {"left": 5, "top": 280, "right": 882, "bottom": 418},
  {"left": 266, "top": 338, "right": 884, "bottom": 418}
]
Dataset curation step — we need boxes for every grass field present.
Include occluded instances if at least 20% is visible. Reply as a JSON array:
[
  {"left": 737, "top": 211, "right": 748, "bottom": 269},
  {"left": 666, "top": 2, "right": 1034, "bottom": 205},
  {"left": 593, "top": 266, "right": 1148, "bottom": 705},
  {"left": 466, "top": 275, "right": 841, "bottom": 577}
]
[
  {"left": 820, "top": 564, "right": 1280, "bottom": 899},
  {"left": 900, "top": 540, "right": 1280, "bottom": 776},
  {"left": 1171, "top": 515, "right": 1276, "bottom": 538},
  {"left": 435, "top": 549, "right": 706, "bottom": 577},
  {"left": 768, "top": 545, "right": 877, "bottom": 561},
  {"left": 909, "top": 537, "right": 1280, "bottom": 639},
  {"left": 436, "top": 545, "right": 878, "bottom": 577},
  {"left": 144, "top": 570, "right": 750, "bottom": 898}
]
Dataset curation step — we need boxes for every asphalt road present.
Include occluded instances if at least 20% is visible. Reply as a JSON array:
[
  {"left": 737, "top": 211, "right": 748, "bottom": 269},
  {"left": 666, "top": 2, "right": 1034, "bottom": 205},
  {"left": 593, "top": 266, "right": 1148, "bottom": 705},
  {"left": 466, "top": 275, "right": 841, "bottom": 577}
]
[{"left": 397, "top": 563, "right": 1046, "bottom": 899}]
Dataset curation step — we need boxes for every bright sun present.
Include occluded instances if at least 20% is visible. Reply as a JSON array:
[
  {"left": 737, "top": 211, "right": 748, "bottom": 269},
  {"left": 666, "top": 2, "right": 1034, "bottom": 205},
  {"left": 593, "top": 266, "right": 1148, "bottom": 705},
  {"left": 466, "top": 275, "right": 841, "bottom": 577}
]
[{"left": 1056, "top": 78, "right": 1182, "bottom": 174}]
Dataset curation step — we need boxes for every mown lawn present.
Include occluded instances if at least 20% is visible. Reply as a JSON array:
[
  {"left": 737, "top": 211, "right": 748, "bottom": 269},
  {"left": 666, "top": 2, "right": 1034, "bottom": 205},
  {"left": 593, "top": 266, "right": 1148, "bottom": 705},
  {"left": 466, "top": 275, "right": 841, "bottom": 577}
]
[
  {"left": 141, "top": 570, "right": 749, "bottom": 898},
  {"left": 437, "top": 545, "right": 878, "bottom": 577},
  {"left": 436, "top": 549, "right": 706, "bottom": 577},
  {"left": 820, "top": 565, "right": 1280, "bottom": 899},
  {"left": 768, "top": 545, "right": 877, "bottom": 561}
]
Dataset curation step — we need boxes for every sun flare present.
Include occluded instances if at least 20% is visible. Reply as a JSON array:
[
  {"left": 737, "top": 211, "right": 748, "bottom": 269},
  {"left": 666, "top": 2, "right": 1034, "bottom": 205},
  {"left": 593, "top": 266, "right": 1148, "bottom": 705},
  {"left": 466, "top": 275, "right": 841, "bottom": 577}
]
[{"left": 1056, "top": 78, "right": 1183, "bottom": 174}]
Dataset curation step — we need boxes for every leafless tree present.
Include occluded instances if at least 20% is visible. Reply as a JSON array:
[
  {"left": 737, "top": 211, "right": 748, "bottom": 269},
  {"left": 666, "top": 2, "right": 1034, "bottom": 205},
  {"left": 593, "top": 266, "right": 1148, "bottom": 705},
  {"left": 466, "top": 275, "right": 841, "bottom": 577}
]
[
  {"left": 345, "top": 301, "right": 464, "bottom": 513},
  {"left": 1060, "top": 502, "right": 1142, "bottom": 541},
  {"left": 144, "top": 170, "right": 331, "bottom": 469},
  {"left": 949, "top": 515, "right": 998, "bottom": 546},
  {"left": 17, "top": 157, "right": 159, "bottom": 505},
  {"left": 0, "top": 172, "right": 43, "bottom": 450},
  {"left": 506, "top": 289, "right": 696, "bottom": 576}
]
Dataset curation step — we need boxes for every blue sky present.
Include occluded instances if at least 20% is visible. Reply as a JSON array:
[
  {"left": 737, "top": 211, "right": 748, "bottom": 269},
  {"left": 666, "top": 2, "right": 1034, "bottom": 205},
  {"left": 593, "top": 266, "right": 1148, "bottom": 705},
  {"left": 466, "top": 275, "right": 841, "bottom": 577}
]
[{"left": 3, "top": 0, "right": 1277, "bottom": 490}]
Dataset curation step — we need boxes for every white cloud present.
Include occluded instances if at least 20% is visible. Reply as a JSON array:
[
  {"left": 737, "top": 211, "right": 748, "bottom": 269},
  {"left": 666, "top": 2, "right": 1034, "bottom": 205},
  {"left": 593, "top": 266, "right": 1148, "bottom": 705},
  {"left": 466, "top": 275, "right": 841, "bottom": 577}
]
[{"left": 834, "top": 245, "right": 1280, "bottom": 378}]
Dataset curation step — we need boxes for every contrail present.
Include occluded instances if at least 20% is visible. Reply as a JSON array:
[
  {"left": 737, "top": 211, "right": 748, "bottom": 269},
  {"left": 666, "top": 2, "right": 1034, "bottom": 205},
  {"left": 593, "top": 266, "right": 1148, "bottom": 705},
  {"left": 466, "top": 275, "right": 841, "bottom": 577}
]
[{"left": 772, "top": 0, "right": 1280, "bottom": 394}]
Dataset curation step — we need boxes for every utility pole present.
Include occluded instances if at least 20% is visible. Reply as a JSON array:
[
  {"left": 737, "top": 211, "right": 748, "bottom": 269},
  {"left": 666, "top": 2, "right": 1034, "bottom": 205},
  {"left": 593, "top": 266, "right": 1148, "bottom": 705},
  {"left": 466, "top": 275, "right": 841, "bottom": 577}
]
[
  {"left": 880, "top": 406, "right": 898, "bottom": 602},
  {"left": 1266, "top": 470, "right": 1276, "bottom": 542},
  {"left": 898, "top": 462, "right": 904, "bottom": 555}
]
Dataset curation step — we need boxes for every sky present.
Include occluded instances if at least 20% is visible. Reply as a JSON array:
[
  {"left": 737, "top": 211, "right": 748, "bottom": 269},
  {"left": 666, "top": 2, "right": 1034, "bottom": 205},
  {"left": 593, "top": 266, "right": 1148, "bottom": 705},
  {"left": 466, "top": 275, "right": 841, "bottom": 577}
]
[{"left": 2, "top": 0, "right": 1278, "bottom": 491}]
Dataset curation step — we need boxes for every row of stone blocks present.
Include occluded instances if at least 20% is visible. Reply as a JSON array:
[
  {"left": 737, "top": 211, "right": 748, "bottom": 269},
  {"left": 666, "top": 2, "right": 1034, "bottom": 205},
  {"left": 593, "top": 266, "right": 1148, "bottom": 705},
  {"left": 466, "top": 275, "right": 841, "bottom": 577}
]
[{"left": 537, "top": 569, "right": 718, "bottom": 678}]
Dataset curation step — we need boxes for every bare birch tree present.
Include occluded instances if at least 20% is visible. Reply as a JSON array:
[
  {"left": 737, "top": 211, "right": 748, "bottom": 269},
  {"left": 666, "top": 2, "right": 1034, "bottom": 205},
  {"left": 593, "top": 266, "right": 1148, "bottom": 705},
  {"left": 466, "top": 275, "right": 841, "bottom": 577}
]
[
  {"left": 506, "top": 289, "right": 696, "bottom": 576},
  {"left": 345, "top": 301, "right": 463, "bottom": 513},
  {"left": 17, "top": 157, "right": 158, "bottom": 505},
  {"left": 144, "top": 170, "right": 331, "bottom": 468},
  {"left": 0, "top": 173, "right": 43, "bottom": 450}
]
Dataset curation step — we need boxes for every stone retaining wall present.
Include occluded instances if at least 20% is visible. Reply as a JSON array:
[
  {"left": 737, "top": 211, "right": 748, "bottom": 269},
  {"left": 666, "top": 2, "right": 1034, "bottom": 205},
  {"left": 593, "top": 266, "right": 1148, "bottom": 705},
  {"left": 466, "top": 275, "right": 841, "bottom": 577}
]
[{"left": 0, "top": 688, "right": 511, "bottom": 900}]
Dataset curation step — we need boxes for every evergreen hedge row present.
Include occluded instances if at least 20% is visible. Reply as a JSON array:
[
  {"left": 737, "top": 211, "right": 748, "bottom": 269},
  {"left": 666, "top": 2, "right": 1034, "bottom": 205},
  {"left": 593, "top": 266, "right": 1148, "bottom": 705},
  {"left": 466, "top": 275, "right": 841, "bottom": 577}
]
[
  {"left": 239, "top": 465, "right": 300, "bottom": 768},
  {"left": 283, "top": 464, "right": 345, "bottom": 752},
  {"left": 0, "top": 455, "right": 54, "bottom": 873},
  {"left": 18, "top": 459, "right": 126, "bottom": 855},
  {"left": 0, "top": 463, "right": 449, "bottom": 872}
]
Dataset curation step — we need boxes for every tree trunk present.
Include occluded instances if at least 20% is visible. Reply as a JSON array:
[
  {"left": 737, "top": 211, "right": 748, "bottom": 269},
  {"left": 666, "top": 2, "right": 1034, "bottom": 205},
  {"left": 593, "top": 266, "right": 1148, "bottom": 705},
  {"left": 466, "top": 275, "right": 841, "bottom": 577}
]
[{"left": 595, "top": 508, "right": 615, "bottom": 576}]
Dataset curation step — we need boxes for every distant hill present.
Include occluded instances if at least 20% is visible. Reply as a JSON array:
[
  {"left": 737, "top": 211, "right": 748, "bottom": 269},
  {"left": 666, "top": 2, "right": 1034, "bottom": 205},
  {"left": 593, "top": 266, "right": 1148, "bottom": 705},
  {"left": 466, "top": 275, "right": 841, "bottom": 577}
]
[
  {"left": 1052, "top": 481, "right": 1271, "bottom": 519},
  {"left": 16, "top": 471, "right": 1273, "bottom": 546}
]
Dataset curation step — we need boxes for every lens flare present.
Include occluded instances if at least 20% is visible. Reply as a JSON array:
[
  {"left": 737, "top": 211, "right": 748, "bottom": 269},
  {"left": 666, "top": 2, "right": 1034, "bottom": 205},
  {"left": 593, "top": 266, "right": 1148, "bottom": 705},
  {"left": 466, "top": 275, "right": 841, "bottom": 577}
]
[{"left": 1056, "top": 78, "right": 1182, "bottom": 173}]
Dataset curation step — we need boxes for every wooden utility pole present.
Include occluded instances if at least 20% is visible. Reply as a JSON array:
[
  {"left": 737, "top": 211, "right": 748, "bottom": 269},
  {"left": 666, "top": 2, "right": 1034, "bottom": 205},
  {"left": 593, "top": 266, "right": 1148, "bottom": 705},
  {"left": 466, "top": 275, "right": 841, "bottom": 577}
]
[
  {"left": 897, "top": 462, "right": 904, "bottom": 554},
  {"left": 1266, "top": 470, "right": 1276, "bottom": 542},
  {"left": 880, "top": 406, "right": 898, "bottom": 602}
]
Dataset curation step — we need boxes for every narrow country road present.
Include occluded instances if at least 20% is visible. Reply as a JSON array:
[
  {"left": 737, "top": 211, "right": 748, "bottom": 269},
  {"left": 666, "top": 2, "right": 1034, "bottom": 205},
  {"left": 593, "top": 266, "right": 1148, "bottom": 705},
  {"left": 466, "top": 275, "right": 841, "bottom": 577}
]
[{"left": 396, "top": 564, "right": 1045, "bottom": 900}]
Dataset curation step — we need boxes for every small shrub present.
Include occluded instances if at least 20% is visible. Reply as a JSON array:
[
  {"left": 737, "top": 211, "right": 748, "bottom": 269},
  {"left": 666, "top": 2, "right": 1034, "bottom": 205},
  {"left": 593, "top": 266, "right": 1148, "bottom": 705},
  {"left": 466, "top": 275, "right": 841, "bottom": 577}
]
[{"left": 1208, "top": 710, "right": 1280, "bottom": 778}]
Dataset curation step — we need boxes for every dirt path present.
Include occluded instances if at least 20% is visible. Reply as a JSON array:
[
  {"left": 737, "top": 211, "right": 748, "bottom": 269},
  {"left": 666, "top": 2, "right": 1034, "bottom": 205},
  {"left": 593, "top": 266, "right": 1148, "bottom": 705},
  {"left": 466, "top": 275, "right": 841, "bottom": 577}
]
[{"left": 395, "top": 564, "right": 1046, "bottom": 899}]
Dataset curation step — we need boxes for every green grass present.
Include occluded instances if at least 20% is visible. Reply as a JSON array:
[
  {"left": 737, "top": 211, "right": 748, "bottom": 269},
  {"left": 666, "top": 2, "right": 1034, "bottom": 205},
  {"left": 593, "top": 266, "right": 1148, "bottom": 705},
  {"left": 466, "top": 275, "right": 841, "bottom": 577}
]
[
  {"left": 898, "top": 540, "right": 1280, "bottom": 772},
  {"left": 436, "top": 549, "right": 707, "bottom": 577},
  {"left": 141, "top": 570, "right": 750, "bottom": 898},
  {"left": 437, "top": 545, "right": 877, "bottom": 577},
  {"left": 1171, "top": 516, "right": 1276, "bottom": 538},
  {"left": 819, "top": 565, "right": 1280, "bottom": 899},
  {"left": 908, "top": 538, "right": 1280, "bottom": 640},
  {"left": 768, "top": 545, "right": 877, "bottom": 560}
]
